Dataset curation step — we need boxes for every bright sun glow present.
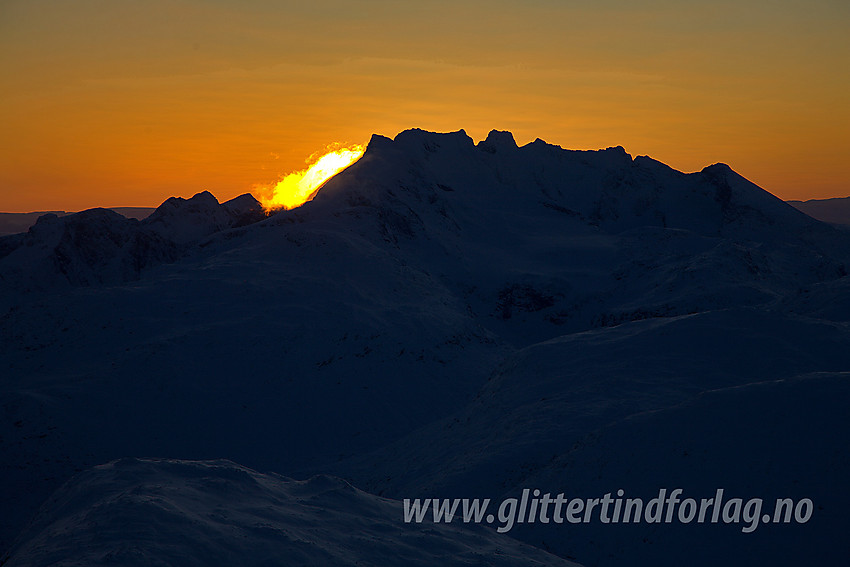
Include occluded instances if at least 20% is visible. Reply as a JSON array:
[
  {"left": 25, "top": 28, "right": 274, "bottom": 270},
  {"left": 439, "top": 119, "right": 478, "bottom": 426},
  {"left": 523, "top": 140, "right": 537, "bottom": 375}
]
[{"left": 259, "top": 144, "right": 366, "bottom": 211}]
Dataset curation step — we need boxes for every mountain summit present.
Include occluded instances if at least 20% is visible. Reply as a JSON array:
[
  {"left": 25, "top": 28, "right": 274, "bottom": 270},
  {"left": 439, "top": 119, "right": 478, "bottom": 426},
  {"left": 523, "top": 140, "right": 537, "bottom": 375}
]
[{"left": 314, "top": 128, "right": 821, "bottom": 238}]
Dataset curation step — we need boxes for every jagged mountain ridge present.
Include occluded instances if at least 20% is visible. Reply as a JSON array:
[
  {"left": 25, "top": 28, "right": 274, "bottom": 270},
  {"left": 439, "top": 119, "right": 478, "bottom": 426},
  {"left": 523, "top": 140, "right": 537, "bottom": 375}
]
[
  {"left": 0, "top": 192, "right": 264, "bottom": 294},
  {"left": 315, "top": 128, "right": 832, "bottom": 243},
  {"left": 303, "top": 128, "right": 848, "bottom": 340},
  {"left": 2, "top": 129, "right": 849, "bottom": 565}
]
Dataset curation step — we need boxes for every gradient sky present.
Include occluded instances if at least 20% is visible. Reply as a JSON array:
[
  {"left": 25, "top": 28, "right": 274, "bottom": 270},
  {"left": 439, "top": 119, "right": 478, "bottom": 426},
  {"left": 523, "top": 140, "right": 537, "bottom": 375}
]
[{"left": 1, "top": 0, "right": 848, "bottom": 212}]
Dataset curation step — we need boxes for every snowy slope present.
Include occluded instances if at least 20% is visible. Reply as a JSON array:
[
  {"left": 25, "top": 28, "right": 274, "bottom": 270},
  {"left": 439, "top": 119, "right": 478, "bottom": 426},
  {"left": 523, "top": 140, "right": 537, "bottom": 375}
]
[
  {"left": 511, "top": 371, "right": 850, "bottom": 565},
  {"left": 0, "top": 179, "right": 506, "bottom": 553},
  {"left": 4, "top": 458, "right": 580, "bottom": 567},
  {"left": 1, "top": 128, "right": 849, "bottom": 564},
  {"left": 334, "top": 308, "right": 850, "bottom": 496}
]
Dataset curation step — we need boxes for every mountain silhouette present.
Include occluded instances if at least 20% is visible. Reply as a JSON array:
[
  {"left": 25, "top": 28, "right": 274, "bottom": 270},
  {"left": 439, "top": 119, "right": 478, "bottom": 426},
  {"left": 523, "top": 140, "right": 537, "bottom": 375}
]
[{"left": 2, "top": 129, "right": 848, "bottom": 566}]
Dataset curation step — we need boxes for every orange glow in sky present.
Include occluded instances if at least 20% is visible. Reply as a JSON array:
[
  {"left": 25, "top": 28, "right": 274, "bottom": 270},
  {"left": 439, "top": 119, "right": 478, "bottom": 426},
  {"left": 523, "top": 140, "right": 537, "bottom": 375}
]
[
  {"left": 259, "top": 145, "right": 365, "bottom": 211},
  {"left": 0, "top": 1, "right": 847, "bottom": 212}
]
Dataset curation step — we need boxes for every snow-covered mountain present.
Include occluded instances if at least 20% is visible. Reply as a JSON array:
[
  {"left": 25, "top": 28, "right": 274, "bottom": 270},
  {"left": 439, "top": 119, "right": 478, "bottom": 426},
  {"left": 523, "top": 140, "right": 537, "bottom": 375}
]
[
  {"left": 0, "top": 192, "right": 263, "bottom": 294},
  {"left": 2, "top": 129, "right": 848, "bottom": 565}
]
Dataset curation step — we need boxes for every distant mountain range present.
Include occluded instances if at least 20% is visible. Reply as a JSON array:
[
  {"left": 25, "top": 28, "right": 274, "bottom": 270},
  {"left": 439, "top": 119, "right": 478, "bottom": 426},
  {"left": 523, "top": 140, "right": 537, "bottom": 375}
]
[
  {"left": 3, "top": 189, "right": 847, "bottom": 241},
  {"left": 0, "top": 207, "right": 155, "bottom": 236},
  {"left": 787, "top": 196, "right": 850, "bottom": 226},
  {"left": 2, "top": 129, "right": 848, "bottom": 566}
]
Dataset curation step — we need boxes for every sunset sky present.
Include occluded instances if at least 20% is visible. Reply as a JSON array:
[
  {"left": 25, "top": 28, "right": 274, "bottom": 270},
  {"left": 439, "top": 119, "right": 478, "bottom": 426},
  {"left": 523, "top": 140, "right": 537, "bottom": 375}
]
[{"left": 1, "top": 0, "right": 848, "bottom": 212}]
